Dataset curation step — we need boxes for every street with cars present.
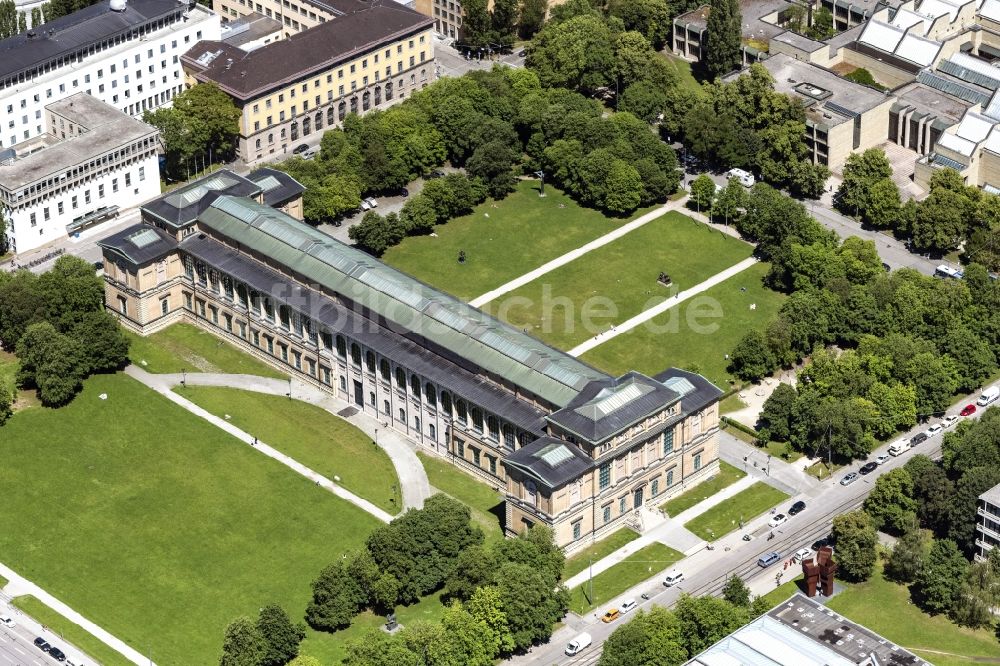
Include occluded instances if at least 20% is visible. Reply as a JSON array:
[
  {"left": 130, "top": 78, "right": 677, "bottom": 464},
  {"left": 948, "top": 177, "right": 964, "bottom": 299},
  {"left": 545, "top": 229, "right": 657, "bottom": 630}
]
[{"left": 509, "top": 380, "right": 1000, "bottom": 666}]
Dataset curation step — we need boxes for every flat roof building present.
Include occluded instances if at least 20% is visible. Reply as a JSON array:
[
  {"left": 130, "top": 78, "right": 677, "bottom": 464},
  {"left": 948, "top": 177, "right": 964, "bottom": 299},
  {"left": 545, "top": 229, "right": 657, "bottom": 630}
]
[
  {"left": 99, "top": 185, "right": 723, "bottom": 551},
  {"left": 183, "top": 3, "right": 435, "bottom": 164},
  {"left": 687, "top": 593, "right": 927, "bottom": 665},
  {"left": 0, "top": 93, "right": 159, "bottom": 253},
  {"left": 975, "top": 481, "right": 1000, "bottom": 561},
  {"left": 0, "top": 0, "right": 219, "bottom": 151}
]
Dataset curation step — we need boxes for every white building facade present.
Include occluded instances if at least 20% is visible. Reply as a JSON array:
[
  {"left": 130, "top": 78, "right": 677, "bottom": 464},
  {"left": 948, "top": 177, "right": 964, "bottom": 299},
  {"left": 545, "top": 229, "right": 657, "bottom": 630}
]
[
  {"left": 0, "top": 94, "right": 160, "bottom": 253},
  {"left": 976, "top": 482, "right": 1000, "bottom": 562},
  {"left": 0, "top": 0, "right": 220, "bottom": 150}
]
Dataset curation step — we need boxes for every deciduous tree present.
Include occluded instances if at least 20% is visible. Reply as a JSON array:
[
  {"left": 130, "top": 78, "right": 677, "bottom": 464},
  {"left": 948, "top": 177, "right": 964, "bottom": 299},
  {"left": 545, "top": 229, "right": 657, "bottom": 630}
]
[
  {"left": 831, "top": 510, "right": 878, "bottom": 582},
  {"left": 704, "top": 0, "right": 742, "bottom": 79},
  {"left": 916, "top": 538, "right": 968, "bottom": 614},
  {"left": 220, "top": 616, "right": 267, "bottom": 666},
  {"left": 256, "top": 605, "right": 305, "bottom": 666}
]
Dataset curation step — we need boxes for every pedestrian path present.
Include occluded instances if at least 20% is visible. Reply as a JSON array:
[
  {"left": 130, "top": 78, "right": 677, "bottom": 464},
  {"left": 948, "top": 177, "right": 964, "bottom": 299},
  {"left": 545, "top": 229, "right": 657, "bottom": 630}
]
[
  {"left": 567, "top": 256, "right": 759, "bottom": 357},
  {"left": 0, "top": 562, "right": 153, "bottom": 665},
  {"left": 469, "top": 197, "right": 691, "bottom": 308},
  {"left": 125, "top": 366, "right": 396, "bottom": 523},
  {"left": 718, "top": 431, "right": 820, "bottom": 496}
]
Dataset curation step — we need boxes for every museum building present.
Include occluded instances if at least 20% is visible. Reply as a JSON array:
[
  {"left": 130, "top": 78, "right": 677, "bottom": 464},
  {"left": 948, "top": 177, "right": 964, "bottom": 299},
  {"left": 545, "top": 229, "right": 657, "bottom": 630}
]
[{"left": 99, "top": 172, "right": 722, "bottom": 551}]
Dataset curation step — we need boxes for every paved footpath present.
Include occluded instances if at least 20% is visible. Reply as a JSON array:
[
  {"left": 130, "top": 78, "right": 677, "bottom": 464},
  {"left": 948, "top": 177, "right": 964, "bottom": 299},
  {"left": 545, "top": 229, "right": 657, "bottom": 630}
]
[
  {"left": 0, "top": 563, "right": 153, "bottom": 665},
  {"left": 567, "top": 256, "right": 759, "bottom": 357},
  {"left": 469, "top": 197, "right": 693, "bottom": 308},
  {"left": 126, "top": 366, "right": 407, "bottom": 522}
]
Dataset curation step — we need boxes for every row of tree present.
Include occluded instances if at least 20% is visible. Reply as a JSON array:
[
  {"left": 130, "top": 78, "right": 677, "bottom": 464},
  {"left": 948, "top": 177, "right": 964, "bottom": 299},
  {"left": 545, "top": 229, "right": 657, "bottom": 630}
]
[
  {"left": 598, "top": 577, "right": 771, "bottom": 665},
  {"left": 839, "top": 151, "right": 1000, "bottom": 262},
  {"left": 348, "top": 174, "right": 487, "bottom": 255},
  {"left": 220, "top": 606, "right": 307, "bottom": 666},
  {"left": 0, "top": 256, "right": 130, "bottom": 406}
]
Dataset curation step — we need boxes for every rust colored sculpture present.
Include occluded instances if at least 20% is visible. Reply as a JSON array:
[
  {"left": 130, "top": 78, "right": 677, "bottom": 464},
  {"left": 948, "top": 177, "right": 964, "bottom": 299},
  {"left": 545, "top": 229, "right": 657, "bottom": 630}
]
[{"left": 801, "top": 546, "right": 838, "bottom": 597}]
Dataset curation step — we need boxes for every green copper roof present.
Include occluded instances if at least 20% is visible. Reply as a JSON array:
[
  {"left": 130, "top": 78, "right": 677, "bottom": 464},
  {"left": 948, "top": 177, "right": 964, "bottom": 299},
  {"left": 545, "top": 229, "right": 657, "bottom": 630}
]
[{"left": 197, "top": 196, "right": 609, "bottom": 407}]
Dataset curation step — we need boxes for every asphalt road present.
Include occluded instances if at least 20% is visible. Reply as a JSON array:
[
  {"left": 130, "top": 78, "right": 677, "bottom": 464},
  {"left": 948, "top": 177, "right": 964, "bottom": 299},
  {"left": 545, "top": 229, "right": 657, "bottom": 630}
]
[
  {"left": 0, "top": 624, "right": 75, "bottom": 666},
  {"left": 510, "top": 382, "right": 995, "bottom": 666}
]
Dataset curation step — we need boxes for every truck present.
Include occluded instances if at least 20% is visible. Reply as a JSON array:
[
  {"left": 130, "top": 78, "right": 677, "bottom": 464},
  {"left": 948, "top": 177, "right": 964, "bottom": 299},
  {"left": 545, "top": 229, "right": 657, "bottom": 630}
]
[
  {"left": 565, "top": 632, "right": 592, "bottom": 656},
  {"left": 977, "top": 386, "right": 999, "bottom": 407},
  {"left": 889, "top": 439, "right": 910, "bottom": 457}
]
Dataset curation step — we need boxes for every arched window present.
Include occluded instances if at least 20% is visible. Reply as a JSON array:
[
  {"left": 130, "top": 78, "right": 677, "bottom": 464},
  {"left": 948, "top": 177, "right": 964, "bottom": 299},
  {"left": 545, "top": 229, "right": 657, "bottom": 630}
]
[
  {"left": 380, "top": 359, "right": 391, "bottom": 381},
  {"left": 302, "top": 116, "right": 311, "bottom": 136},
  {"left": 441, "top": 391, "right": 451, "bottom": 414},
  {"left": 487, "top": 415, "right": 499, "bottom": 441},
  {"left": 374, "top": 86, "right": 381, "bottom": 106},
  {"left": 335, "top": 335, "right": 346, "bottom": 358},
  {"left": 502, "top": 424, "right": 515, "bottom": 448},
  {"left": 280, "top": 128, "right": 287, "bottom": 139},
  {"left": 350, "top": 97, "right": 358, "bottom": 114},
  {"left": 235, "top": 284, "right": 248, "bottom": 309},
  {"left": 456, "top": 399, "right": 467, "bottom": 424},
  {"left": 315, "top": 111, "right": 323, "bottom": 131},
  {"left": 410, "top": 375, "right": 421, "bottom": 399},
  {"left": 365, "top": 351, "right": 376, "bottom": 373},
  {"left": 471, "top": 407, "right": 483, "bottom": 433},
  {"left": 385, "top": 81, "right": 393, "bottom": 100},
  {"left": 425, "top": 384, "right": 436, "bottom": 407},
  {"left": 327, "top": 106, "right": 336, "bottom": 125},
  {"left": 395, "top": 367, "right": 406, "bottom": 388},
  {"left": 350, "top": 343, "right": 361, "bottom": 366},
  {"left": 268, "top": 133, "right": 274, "bottom": 144},
  {"left": 339, "top": 100, "right": 347, "bottom": 120},
  {"left": 255, "top": 138, "right": 261, "bottom": 150},
  {"left": 290, "top": 121, "right": 298, "bottom": 140},
  {"left": 278, "top": 304, "right": 290, "bottom": 329},
  {"left": 362, "top": 91, "right": 371, "bottom": 111}
]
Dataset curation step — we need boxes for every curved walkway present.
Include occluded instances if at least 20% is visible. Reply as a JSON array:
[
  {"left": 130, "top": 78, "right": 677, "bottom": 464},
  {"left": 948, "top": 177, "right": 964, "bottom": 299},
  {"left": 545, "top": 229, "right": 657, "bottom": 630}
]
[
  {"left": 125, "top": 366, "right": 431, "bottom": 517},
  {"left": 0, "top": 562, "right": 153, "bottom": 665}
]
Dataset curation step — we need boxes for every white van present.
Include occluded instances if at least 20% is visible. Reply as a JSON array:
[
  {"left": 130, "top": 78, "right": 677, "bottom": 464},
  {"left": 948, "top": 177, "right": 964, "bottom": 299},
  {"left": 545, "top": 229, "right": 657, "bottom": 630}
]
[
  {"left": 888, "top": 439, "right": 910, "bottom": 457},
  {"left": 565, "top": 632, "right": 592, "bottom": 656},
  {"left": 978, "top": 386, "right": 999, "bottom": 407},
  {"left": 727, "top": 168, "right": 755, "bottom": 188},
  {"left": 663, "top": 570, "right": 685, "bottom": 587}
]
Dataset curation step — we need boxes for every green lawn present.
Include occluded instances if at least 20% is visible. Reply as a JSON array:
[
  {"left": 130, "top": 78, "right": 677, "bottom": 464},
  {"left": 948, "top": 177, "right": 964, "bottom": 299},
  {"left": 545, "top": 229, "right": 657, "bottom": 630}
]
[
  {"left": 661, "top": 54, "right": 705, "bottom": 96},
  {"left": 581, "top": 262, "right": 787, "bottom": 388},
  {"left": 125, "top": 322, "right": 286, "bottom": 378},
  {"left": 300, "top": 590, "right": 449, "bottom": 665},
  {"left": 0, "top": 574, "right": 7, "bottom": 589},
  {"left": 12, "top": 595, "right": 132, "bottom": 666},
  {"left": 683, "top": 482, "right": 789, "bottom": 540},
  {"left": 562, "top": 529, "right": 641, "bottom": 581},
  {"left": 806, "top": 460, "right": 843, "bottom": 480},
  {"left": 0, "top": 349, "right": 40, "bottom": 411},
  {"left": 719, "top": 393, "right": 747, "bottom": 414},
  {"left": 0, "top": 373, "right": 383, "bottom": 665},
  {"left": 725, "top": 425, "right": 803, "bottom": 463},
  {"left": 489, "top": 213, "right": 753, "bottom": 350},
  {"left": 382, "top": 180, "right": 657, "bottom": 301},
  {"left": 757, "top": 575, "right": 807, "bottom": 609},
  {"left": 826, "top": 566, "right": 1000, "bottom": 666},
  {"left": 659, "top": 462, "right": 746, "bottom": 517},
  {"left": 179, "top": 386, "right": 401, "bottom": 513},
  {"left": 567, "top": 542, "right": 683, "bottom": 614},
  {"left": 416, "top": 451, "right": 505, "bottom": 545}
]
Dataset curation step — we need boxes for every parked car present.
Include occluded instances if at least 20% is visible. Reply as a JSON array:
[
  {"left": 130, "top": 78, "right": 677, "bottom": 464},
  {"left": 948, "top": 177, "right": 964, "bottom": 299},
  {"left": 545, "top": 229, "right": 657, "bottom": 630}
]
[
  {"left": 601, "top": 608, "right": 620, "bottom": 623},
  {"left": 393, "top": 187, "right": 410, "bottom": 197},
  {"left": 34, "top": 637, "right": 51, "bottom": 652},
  {"left": 840, "top": 472, "right": 859, "bottom": 486},
  {"left": 811, "top": 537, "right": 830, "bottom": 551},
  {"left": 49, "top": 647, "right": 66, "bottom": 662},
  {"left": 977, "top": 386, "right": 999, "bottom": 407},
  {"left": 619, "top": 598, "right": 638, "bottom": 614},
  {"left": 793, "top": 547, "right": 813, "bottom": 563},
  {"left": 292, "top": 143, "right": 310, "bottom": 155},
  {"left": 889, "top": 438, "right": 910, "bottom": 456},
  {"left": 0, "top": 614, "right": 14, "bottom": 628},
  {"left": 565, "top": 632, "right": 592, "bottom": 656},
  {"left": 758, "top": 551, "right": 782, "bottom": 568},
  {"left": 924, "top": 423, "right": 944, "bottom": 438},
  {"left": 910, "top": 432, "right": 928, "bottom": 446},
  {"left": 426, "top": 170, "right": 446, "bottom": 179},
  {"left": 363, "top": 197, "right": 378, "bottom": 208},
  {"left": 960, "top": 404, "right": 977, "bottom": 417},
  {"left": 788, "top": 500, "right": 806, "bottom": 516},
  {"left": 517, "top": 49, "right": 527, "bottom": 57},
  {"left": 302, "top": 147, "right": 318, "bottom": 160},
  {"left": 663, "top": 570, "right": 685, "bottom": 587},
  {"left": 768, "top": 513, "right": 787, "bottom": 528},
  {"left": 360, "top": 200, "right": 372, "bottom": 211},
  {"left": 875, "top": 454, "right": 890, "bottom": 466},
  {"left": 726, "top": 167, "right": 755, "bottom": 187},
  {"left": 942, "top": 415, "right": 959, "bottom": 428},
  {"left": 859, "top": 462, "right": 878, "bottom": 475}
]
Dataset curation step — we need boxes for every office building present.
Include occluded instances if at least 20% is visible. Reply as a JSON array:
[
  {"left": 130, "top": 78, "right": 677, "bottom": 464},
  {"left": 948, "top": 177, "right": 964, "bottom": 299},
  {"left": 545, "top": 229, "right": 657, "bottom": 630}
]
[
  {"left": 975, "top": 481, "right": 1000, "bottom": 561},
  {"left": 0, "top": 93, "right": 159, "bottom": 253}
]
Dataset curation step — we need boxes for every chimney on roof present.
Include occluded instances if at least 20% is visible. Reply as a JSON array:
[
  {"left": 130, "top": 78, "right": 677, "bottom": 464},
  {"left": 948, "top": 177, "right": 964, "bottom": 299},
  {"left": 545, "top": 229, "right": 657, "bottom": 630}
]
[{"left": 241, "top": 71, "right": 246, "bottom": 77}]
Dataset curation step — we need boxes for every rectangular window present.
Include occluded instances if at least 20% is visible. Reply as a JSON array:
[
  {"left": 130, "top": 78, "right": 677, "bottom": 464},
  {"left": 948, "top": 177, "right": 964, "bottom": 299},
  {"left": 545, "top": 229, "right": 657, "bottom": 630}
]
[
  {"left": 667, "top": 469, "right": 674, "bottom": 486},
  {"left": 472, "top": 447, "right": 480, "bottom": 466},
  {"left": 139, "top": 166, "right": 145, "bottom": 181},
  {"left": 160, "top": 298, "right": 169, "bottom": 315},
  {"left": 184, "top": 292, "right": 193, "bottom": 309},
  {"left": 599, "top": 463, "right": 611, "bottom": 490},
  {"left": 663, "top": 429, "right": 674, "bottom": 456},
  {"left": 603, "top": 505, "right": 611, "bottom": 524},
  {"left": 651, "top": 478, "right": 660, "bottom": 496},
  {"left": 694, "top": 453, "right": 702, "bottom": 471},
  {"left": 457, "top": 439, "right": 465, "bottom": 457},
  {"left": 619, "top": 496, "right": 627, "bottom": 514},
  {"left": 572, "top": 521, "right": 582, "bottom": 540}
]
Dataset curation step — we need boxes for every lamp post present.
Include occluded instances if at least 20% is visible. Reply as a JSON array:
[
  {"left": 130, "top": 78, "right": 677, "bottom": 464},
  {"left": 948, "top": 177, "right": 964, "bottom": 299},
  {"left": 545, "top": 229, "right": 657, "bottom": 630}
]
[
  {"left": 535, "top": 170, "right": 545, "bottom": 196},
  {"left": 287, "top": 376, "right": 292, "bottom": 401}
]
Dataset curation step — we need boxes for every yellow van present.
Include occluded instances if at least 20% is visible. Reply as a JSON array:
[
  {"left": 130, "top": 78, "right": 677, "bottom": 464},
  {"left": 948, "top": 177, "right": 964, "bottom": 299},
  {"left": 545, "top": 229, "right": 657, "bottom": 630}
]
[{"left": 601, "top": 608, "right": 620, "bottom": 623}]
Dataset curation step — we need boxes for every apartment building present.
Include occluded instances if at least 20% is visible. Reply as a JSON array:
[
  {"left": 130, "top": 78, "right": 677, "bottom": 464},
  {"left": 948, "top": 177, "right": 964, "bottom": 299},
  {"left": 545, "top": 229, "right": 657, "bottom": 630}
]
[
  {"left": 211, "top": 0, "right": 368, "bottom": 34},
  {"left": 0, "top": 0, "right": 219, "bottom": 150},
  {"left": 0, "top": 93, "right": 160, "bottom": 254},
  {"left": 976, "top": 481, "right": 1000, "bottom": 561},
  {"left": 182, "top": 3, "right": 434, "bottom": 163},
  {"left": 98, "top": 181, "right": 723, "bottom": 552}
]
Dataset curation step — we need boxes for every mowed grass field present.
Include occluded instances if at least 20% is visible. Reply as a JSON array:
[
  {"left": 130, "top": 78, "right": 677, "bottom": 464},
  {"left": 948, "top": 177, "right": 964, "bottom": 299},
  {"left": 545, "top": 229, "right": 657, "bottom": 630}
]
[
  {"left": 567, "top": 542, "right": 683, "bottom": 614},
  {"left": 125, "top": 322, "right": 286, "bottom": 378},
  {"left": 0, "top": 373, "right": 382, "bottom": 665},
  {"left": 486, "top": 213, "right": 752, "bottom": 350},
  {"left": 382, "top": 180, "right": 657, "bottom": 301},
  {"left": 581, "top": 262, "right": 786, "bottom": 388},
  {"left": 683, "top": 481, "right": 789, "bottom": 540},
  {"left": 180, "top": 386, "right": 401, "bottom": 513}
]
